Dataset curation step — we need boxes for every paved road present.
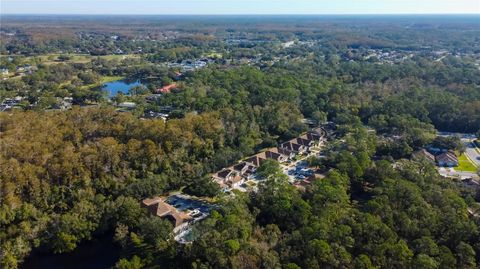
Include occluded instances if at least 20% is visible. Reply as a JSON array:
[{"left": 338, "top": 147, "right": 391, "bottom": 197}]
[
  {"left": 463, "top": 140, "right": 480, "bottom": 166},
  {"left": 438, "top": 167, "right": 479, "bottom": 179}
]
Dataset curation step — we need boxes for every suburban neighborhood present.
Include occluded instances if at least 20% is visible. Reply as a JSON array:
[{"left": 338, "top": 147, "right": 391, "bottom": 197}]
[{"left": 212, "top": 127, "right": 327, "bottom": 192}]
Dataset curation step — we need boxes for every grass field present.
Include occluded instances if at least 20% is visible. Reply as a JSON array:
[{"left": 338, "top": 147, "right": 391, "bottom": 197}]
[
  {"left": 456, "top": 153, "right": 478, "bottom": 172},
  {"left": 205, "top": 52, "right": 223, "bottom": 58},
  {"left": 2, "top": 53, "right": 140, "bottom": 66}
]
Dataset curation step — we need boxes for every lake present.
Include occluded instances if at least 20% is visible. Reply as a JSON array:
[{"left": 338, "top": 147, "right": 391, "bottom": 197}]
[
  {"left": 21, "top": 234, "right": 121, "bottom": 269},
  {"left": 103, "top": 80, "right": 143, "bottom": 97}
]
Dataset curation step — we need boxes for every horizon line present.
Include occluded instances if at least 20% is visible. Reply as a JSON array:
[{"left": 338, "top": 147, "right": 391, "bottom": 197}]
[{"left": 2, "top": 13, "right": 480, "bottom": 16}]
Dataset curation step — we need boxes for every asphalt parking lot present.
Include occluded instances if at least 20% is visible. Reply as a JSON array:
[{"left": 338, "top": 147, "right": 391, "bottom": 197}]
[{"left": 282, "top": 160, "right": 314, "bottom": 182}]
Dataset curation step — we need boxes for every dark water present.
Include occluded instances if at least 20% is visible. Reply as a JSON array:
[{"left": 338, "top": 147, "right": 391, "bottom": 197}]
[
  {"left": 21, "top": 235, "right": 121, "bottom": 269},
  {"left": 103, "top": 80, "right": 143, "bottom": 97}
]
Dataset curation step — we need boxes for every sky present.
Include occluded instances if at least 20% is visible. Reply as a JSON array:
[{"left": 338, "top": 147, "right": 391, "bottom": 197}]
[{"left": 1, "top": 0, "right": 479, "bottom": 15}]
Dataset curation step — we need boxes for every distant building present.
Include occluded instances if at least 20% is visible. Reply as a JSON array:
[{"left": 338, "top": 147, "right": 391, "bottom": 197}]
[
  {"left": 436, "top": 151, "right": 458, "bottom": 167},
  {"left": 117, "top": 102, "right": 136, "bottom": 109},
  {"left": 143, "top": 110, "right": 169, "bottom": 121},
  {"left": 213, "top": 169, "right": 243, "bottom": 188},
  {"left": 412, "top": 149, "right": 435, "bottom": 163},
  {"left": 154, "top": 83, "right": 177, "bottom": 94}
]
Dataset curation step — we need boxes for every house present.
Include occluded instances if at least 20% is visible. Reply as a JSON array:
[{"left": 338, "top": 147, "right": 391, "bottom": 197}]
[
  {"left": 436, "top": 151, "right": 458, "bottom": 167},
  {"left": 144, "top": 110, "right": 169, "bottom": 121},
  {"left": 281, "top": 141, "right": 307, "bottom": 154},
  {"left": 154, "top": 83, "right": 177, "bottom": 94},
  {"left": 214, "top": 169, "right": 243, "bottom": 188},
  {"left": 217, "top": 169, "right": 235, "bottom": 181},
  {"left": 412, "top": 149, "right": 435, "bottom": 163},
  {"left": 264, "top": 150, "right": 288, "bottom": 163},
  {"left": 244, "top": 155, "right": 267, "bottom": 167},
  {"left": 142, "top": 197, "right": 192, "bottom": 227},
  {"left": 233, "top": 162, "right": 256, "bottom": 177},
  {"left": 275, "top": 147, "right": 296, "bottom": 159},
  {"left": 233, "top": 162, "right": 256, "bottom": 180},
  {"left": 305, "top": 130, "right": 323, "bottom": 143},
  {"left": 295, "top": 137, "right": 314, "bottom": 147},
  {"left": 228, "top": 175, "right": 244, "bottom": 188},
  {"left": 117, "top": 102, "right": 136, "bottom": 109},
  {"left": 173, "top": 71, "right": 184, "bottom": 81}
]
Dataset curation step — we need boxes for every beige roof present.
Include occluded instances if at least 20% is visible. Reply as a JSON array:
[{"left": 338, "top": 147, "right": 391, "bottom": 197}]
[
  {"left": 142, "top": 197, "right": 163, "bottom": 206},
  {"left": 142, "top": 197, "right": 192, "bottom": 227},
  {"left": 436, "top": 151, "right": 458, "bottom": 163},
  {"left": 413, "top": 149, "right": 435, "bottom": 162}
]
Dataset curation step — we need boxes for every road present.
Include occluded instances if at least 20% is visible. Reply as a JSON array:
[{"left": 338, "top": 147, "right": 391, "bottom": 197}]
[
  {"left": 438, "top": 168, "right": 479, "bottom": 180},
  {"left": 463, "top": 140, "right": 480, "bottom": 167}
]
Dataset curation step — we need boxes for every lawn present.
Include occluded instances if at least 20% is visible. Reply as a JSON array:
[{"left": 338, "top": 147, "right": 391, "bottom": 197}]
[
  {"left": 205, "top": 52, "right": 223, "bottom": 58},
  {"left": 456, "top": 153, "right": 478, "bottom": 172},
  {"left": 2, "top": 53, "right": 140, "bottom": 66}
]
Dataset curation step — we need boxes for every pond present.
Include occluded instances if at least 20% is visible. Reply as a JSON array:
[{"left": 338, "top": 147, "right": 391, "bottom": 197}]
[
  {"left": 21, "top": 234, "right": 121, "bottom": 269},
  {"left": 102, "top": 80, "right": 144, "bottom": 97}
]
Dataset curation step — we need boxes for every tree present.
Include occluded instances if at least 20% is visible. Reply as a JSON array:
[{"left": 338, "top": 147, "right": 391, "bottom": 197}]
[
  {"left": 52, "top": 232, "right": 78, "bottom": 253},
  {"left": 312, "top": 110, "right": 328, "bottom": 125},
  {"left": 455, "top": 242, "right": 476, "bottom": 269},
  {"left": 183, "top": 176, "right": 221, "bottom": 197},
  {"left": 138, "top": 217, "right": 173, "bottom": 251},
  {"left": 306, "top": 239, "right": 335, "bottom": 267},
  {"left": 413, "top": 254, "right": 439, "bottom": 269},
  {"left": 115, "top": 255, "right": 144, "bottom": 269},
  {"left": 431, "top": 136, "right": 465, "bottom": 153},
  {"left": 353, "top": 254, "right": 375, "bottom": 269},
  {"left": 255, "top": 159, "right": 282, "bottom": 179}
]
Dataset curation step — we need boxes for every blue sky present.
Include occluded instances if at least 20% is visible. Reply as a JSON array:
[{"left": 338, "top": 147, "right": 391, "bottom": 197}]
[{"left": 2, "top": 0, "right": 479, "bottom": 15}]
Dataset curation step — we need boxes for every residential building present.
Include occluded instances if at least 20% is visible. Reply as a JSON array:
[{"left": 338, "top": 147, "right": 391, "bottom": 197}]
[
  {"left": 265, "top": 149, "right": 289, "bottom": 163},
  {"left": 233, "top": 162, "right": 256, "bottom": 178},
  {"left": 117, "top": 102, "right": 137, "bottom": 109},
  {"left": 142, "top": 197, "right": 192, "bottom": 227},
  {"left": 214, "top": 169, "right": 243, "bottom": 188},
  {"left": 154, "top": 83, "right": 177, "bottom": 94},
  {"left": 275, "top": 147, "right": 296, "bottom": 159},
  {"left": 244, "top": 155, "right": 267, "bottom": 167},
  {"left": 436, "top": 151, "right": 458, "bottom": 167},
  {"left": 412, "top": 149, "right": 435, "bottom": 163},
  {"left": 281, "top": 141, "right": 307, "bottom": 154},
  {"left": 295, "top": 137, "right": 314, "bottom": 147}
]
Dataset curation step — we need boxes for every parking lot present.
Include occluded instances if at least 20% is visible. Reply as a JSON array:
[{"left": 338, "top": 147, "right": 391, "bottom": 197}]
[{"left": 282, "top": 160, "right": 314, "bottom": 183}]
